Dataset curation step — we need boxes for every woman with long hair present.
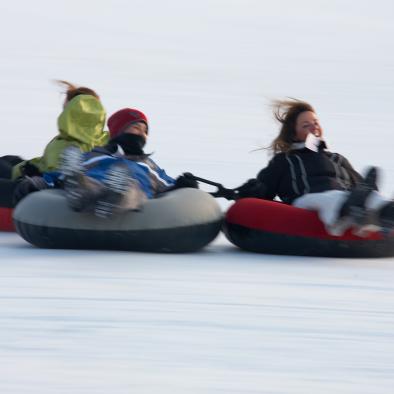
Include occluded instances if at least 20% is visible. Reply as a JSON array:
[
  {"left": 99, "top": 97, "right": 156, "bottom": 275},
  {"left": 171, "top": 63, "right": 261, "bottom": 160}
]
[{"left": 218, "top": 99, "right": 393, "bottom": 236}]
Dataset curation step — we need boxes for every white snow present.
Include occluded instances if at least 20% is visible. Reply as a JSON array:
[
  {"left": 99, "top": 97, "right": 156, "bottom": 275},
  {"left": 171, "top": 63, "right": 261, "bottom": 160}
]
[{"left": 1, "top": 0, "right": 394, "bottom": 393}]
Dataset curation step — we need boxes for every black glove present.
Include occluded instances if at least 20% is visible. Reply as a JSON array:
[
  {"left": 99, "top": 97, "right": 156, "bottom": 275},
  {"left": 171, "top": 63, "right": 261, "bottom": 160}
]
[
  {"left": 236, "top": 178, "right": 265, "bottom": 199},
  {"left": 174, "top": 172, "right": 199, "bottom": 189},
  {"left": 211, "top": 186, "right": 237, "bottom": 200},
  {"left": 21, "top": 162, "right": 42, "bottom": 177},
  {"left": 13, "top": 176, "right": 49, "bottom": 204}
]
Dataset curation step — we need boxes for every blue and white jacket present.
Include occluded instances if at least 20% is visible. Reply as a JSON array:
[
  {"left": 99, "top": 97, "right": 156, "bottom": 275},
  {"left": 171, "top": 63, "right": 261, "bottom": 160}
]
[{"left": 44, "top": 144, "right": 175, "bottom": 198}]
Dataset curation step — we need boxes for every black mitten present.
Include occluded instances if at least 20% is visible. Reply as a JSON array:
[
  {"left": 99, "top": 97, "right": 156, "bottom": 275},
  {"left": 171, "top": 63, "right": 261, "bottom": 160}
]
[
  {"left": 174, "top": 172, "right": 199, "bottom": 189},
  {"left": 22, "top": 162, "right": 42, "bottom": 177},
  {"left": 13, "top": 176, "right": 49, "bottom": 204},
  {"left": 211, "top": 187, "right": 237, "bottom": 200},
  {"left": 236, "top": 178, "right": 265, "bottom": 199}
]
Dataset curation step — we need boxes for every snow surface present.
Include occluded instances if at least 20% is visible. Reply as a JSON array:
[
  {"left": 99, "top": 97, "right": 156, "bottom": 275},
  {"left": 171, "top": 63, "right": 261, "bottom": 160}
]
[{"left": 1, "top": 0, "right": 394, "bottom": 393}]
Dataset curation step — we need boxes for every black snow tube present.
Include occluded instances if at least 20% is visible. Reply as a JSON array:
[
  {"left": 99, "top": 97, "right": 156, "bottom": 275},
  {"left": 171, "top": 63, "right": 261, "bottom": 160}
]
[
  {"left": 13, "top": 188, "right": 223, "bottom": 252},
  {"left": 223, "top": 198, "right": 394, "bottom": 258}
]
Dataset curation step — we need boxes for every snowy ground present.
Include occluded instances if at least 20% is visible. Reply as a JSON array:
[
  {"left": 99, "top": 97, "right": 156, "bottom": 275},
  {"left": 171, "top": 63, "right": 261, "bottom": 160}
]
[{"left": 1, "top": 0, "right": 394, "bottom": 393}]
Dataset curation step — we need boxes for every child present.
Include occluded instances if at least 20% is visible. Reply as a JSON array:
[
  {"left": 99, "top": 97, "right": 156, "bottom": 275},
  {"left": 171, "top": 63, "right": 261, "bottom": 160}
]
[
  {"left": 58, "top": 108, "right": 197, "bottom": 217},
  {"left": 2, "top": 81, "right": 109, "bottom": 208}
]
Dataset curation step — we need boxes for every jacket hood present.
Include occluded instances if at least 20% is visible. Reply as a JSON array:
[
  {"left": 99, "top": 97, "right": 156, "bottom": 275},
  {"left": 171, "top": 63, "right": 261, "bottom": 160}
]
[{"left": 57, "top": 94, "right": 108, "bottom": 146}]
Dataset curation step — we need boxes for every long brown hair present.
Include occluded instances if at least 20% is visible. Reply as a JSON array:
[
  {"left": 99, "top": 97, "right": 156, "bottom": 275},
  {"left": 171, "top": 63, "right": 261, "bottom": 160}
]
[
  {"left": 56, "top": 80, "right": 100, "bottom": 104},
  {"left": 269, "top": 99, "right": 315, "bottom": 154}
]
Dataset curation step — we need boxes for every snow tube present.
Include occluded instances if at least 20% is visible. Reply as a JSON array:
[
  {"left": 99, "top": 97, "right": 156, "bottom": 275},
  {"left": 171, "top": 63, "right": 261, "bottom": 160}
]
[
  {"left": 0, "top": 180, "right": 15, "bottom": 232},
  {"left": 13, "top": 188, "right": 222, "bottom": 252},
  {"left": 224, "top": 198, "right": 394, "bottom": 258},
  {"left": 0, "top": 207, "right": 14, "bottom": 232}
]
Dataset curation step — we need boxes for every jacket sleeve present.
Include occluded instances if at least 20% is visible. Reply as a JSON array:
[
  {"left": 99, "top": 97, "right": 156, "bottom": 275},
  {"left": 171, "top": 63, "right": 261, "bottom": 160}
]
[
  {"left": 156, "top": 166, "right": 176, "bottom": 186},
  {"left": 256, "top": 154, "right": 285, "bottom": 199},
  {"left": 11, "top": 138, "right": 81, "bottom": 180},
  {"left": 236, "top": 154, "right": 284, "bottom": 200},
  {"left": 339, "top": 154, "right": 364, "bottom": 187},
  {"left": 145, "top": 159, "right": 176, "bottom": 195}
]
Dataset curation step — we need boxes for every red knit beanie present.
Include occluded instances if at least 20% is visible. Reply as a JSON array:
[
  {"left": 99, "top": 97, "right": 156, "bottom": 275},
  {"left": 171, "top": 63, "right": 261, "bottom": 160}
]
[{"left": 108, "top": 108, "right": 148, "bottom": 138}]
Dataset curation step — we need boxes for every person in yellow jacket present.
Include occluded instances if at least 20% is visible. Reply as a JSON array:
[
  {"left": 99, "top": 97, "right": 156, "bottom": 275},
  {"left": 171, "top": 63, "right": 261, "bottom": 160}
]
[
  {"left": 7, "top": 80, "right": 109, "bottom": 180},
  {"left": 0, "top": 81, "right": 109, "bottom": 208}
]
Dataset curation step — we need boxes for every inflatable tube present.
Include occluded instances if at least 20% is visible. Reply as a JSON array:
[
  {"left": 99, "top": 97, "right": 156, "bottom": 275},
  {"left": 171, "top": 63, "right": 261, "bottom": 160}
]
[
  {"left": 224, "top": 198, "right": 394, "bottom": 258},
  {"left": 0, "top": 207, "right": 14, "bottom": 232},
  {"left": 13, "top": 188, "right": 222, "bottom": 252},
  {"left": 0, "top": 179, "right": 16, "bottom": 232}
]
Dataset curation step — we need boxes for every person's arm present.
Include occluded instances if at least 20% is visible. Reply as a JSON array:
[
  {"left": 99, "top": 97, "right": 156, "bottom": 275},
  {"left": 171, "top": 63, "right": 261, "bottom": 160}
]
[
  {"left": 156, "top": 167, "right": 177, "bottom": 187},
  {"left": 140, "top": 159, "right": 177, "bottom": 196},
  {"left": 13, "top": 175, "right": 55, "bottom": 204},
  {"left": 11, "top": 137, "right": 74, "bottom": 180},
  {"left": 339, "top": 155, "right": 365, "bottom": 187},
  {"left": 234, "top": 154, "right": 284, "bottom": 200}
]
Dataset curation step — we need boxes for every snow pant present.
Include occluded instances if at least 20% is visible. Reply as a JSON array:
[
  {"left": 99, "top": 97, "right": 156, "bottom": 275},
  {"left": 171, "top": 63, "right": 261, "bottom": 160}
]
[
  {"left": 0, "top": 155, "right": 23, "bottom": 179},
  {"left": 292, "top": 190, "right": 389, "bottom": 236}
]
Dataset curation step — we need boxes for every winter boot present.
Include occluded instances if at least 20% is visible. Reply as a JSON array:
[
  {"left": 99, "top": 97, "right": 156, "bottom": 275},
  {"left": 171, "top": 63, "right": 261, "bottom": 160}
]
[
  {"left": 60, "top": 147, "right": 84, "bottom": 177},
  {"left": 64, "top": 174, "right": 104, "bottom": 212},
  {"left": 338, "top": 166, "right": 378, "bottom": 226},
  {"left": 61, "top": 147, "right": 103, "bottom": 212},
  {"left": 376, "top": 201, "right": 394, "bottom": 233},
  {"left": 95, "top": 164, "right": 144, "bottom": 218}
]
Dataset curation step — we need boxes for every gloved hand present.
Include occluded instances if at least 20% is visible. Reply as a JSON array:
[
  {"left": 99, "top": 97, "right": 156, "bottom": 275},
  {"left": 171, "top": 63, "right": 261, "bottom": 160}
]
[
  {"left": 211, "top": 186, "right": 237, "bottom": 200},
  {"left": 21, "top": 162, "right": 42, "bottom": 177},
  {"left": 13, "top": 176, "right": 49, "bottom": 204},
  {"left": 174, "top": 172, "right": 199, "bottom": 189},
  {"left": 236, "top": 178, "right": 265, "bottom": 199}
]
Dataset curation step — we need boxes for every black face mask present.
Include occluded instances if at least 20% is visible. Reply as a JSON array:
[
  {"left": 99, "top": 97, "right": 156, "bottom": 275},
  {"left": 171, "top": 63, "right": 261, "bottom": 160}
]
[{"left": 111, "top": 133, "right": 146, "bottom": 155}]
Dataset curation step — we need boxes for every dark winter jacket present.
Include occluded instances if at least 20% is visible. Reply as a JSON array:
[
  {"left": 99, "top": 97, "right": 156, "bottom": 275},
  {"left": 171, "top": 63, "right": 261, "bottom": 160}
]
[{"left": 238, "top": 141, "right": 363, "bottom": 204}]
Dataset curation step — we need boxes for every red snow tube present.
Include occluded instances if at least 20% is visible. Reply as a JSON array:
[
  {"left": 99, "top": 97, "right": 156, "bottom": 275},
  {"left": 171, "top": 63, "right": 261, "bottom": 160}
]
[
  {"left": 0, "top": 179, "right": 17, "bottom": 232},
  {"left": 0, "top": 207, "right": 15, "bottom": 232},
  {"left": 223, "top": 198, "right": 394, "bottom": 258}
]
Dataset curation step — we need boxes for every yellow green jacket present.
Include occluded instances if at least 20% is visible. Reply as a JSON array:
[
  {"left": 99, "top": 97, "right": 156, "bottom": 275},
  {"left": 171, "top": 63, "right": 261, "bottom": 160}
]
[{"left": 12, "top": 95, "right": 109, "bottom": 179}]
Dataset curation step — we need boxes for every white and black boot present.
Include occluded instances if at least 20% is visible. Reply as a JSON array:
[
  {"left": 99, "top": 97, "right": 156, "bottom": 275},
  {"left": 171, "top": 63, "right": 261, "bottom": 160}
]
[
  {"left": 95, "top": 164, "right": 147, "bottom": 218},
  {"left": 338, "top": 166, "right": 378, "bottom": 227},
  {"left": 61, "top": 147, "right": 103, "bottom": 212},
  {"left": 373, "top": 200, "right": 394, "bottom": 234},
  {"left": 60, "top": 146, "right": 84, "bottom": 177}
]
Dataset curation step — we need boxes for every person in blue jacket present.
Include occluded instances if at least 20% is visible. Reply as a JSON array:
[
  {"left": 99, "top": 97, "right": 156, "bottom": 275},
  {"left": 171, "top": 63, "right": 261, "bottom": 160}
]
[{"left": 16, "top": 108, "right": 197, "bottom": 217}]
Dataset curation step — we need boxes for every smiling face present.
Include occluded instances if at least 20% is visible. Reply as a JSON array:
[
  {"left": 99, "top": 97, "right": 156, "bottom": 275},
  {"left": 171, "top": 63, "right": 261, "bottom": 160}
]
[{"left": 295, "top": 111, "right": 323, "bottom": 141}]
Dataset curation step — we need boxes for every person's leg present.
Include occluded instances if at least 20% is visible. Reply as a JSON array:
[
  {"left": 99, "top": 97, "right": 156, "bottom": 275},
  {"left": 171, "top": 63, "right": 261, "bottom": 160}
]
[
  {"left": 95, "top": 164, "right": 147, "bottom": 218},
  {"left": 0, "top": 156, "right": 23, "bottom": 179},
  {"left": 0, "top": 161, "right": 13, "bottom": 179},
  {"left": 293, "top": 189, "right": 394, "bottom": 236},
  {"left": 293, "top": 190, "right": 351, "bottom": 235},
  {"left": 338, "top": 167, "right": 394, "bottom": 234},
  {"left": 64, "top": 173, "right": 105, "bottom": 212},
  {"left": 59, "top": 146, "right": 102, "bottom": 212},
  {"left": 364, "top": 192, "right": 394, "bottom": 233},
  {"left": 0, "top": 155, "right": 24, "bottom": 165}
]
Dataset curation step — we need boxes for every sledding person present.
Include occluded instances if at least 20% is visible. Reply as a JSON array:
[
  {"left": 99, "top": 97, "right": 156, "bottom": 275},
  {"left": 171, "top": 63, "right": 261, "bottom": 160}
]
[
  {"left": 214, "top": 99, "right": 394, "bottom": 236},
  {"left": 15, "top": 108, "right": 198, "bottom": 217},
  {"left": 0, "top": 156, "right": 24, "bottom": 179},
  {"left": 10, "top": 80, "right": 109, "bottom": 180},
  {"left": 2, "top": 81, "right": 109, "bottom": 208}
]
